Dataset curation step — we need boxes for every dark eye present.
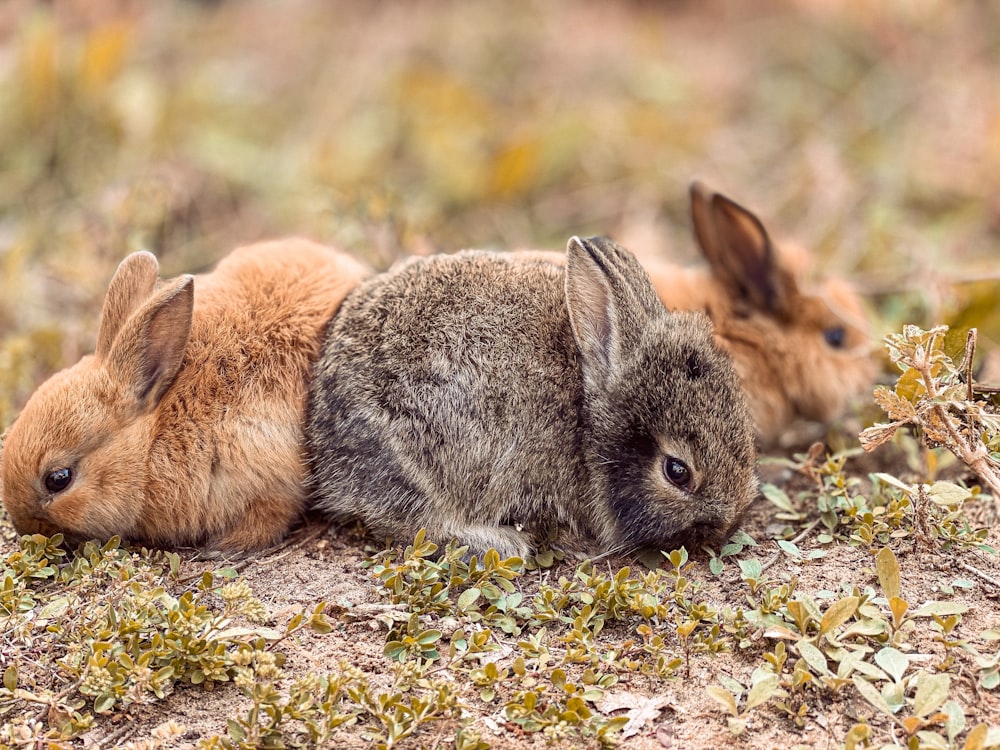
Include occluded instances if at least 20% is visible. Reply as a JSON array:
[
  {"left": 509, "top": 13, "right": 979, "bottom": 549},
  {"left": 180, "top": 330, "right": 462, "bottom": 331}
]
[
  {"left": 44, "top": 467, "right": 73, "bottom": 494},
  {"left": 823, "top": 326, "right": 846, "bottom": 348},
  {"left": 662, "top": 456, "right": 692, "bottom": 490}
]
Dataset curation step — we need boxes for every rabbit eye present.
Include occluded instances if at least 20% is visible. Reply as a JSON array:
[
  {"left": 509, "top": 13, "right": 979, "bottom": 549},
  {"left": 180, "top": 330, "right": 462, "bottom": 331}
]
[
  {"left": 44, "top": 467, "right": 73, "bottom": 494},
  {"left": 823, "top": 326, "right": 846, "bottom": 348},
  {"left": 662, "top": 456, "right": 692, "bottom": 490}
]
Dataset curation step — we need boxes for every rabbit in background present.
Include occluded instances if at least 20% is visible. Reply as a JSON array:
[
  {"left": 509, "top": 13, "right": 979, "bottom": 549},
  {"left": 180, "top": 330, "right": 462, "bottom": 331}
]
[
  {"left": 0, "top": 239, "right": 371, "bottom": 552},
  {"left": 306, "top": 236, "right": 758, "bottom": 560},
  {"left": 638, "top": 183, "right": 877, "bottom": 446}
]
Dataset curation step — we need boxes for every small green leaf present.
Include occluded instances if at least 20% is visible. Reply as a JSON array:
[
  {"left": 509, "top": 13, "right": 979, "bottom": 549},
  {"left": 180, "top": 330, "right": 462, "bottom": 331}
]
[
  {"left": 745, "top": 673, "right": 779, "bottom": 711},
  {"left": 874, "top": 472, "right": 914, "bottom": 494},
  {"left": 776, "top": 540, "right": 801, "bottom": 557},
  {"left": 836, "top": 648, "right": 865, "bottom": 679},
  {"left": 915, "top": 730, "right": 950, "bottom": 750},
  {"left": 737, "top": 558, "right": 762, "bottom": 580},
  {"left": 881, "top": 679, "right": 905, "bottom": 713},
  {"left": 852, "top": 675, "right": 895, "bottom": 717},
  {"left": 39, "top": 595, "right": 70, "bottom": 619},
  {"left": 876, "top": 547, "right": 901, "bottom": 600},
  {"left": 636, "top": 548, "right": 664, "bottom": 569},
  {"left": 727, "top": 716, "right": 746, "bottom": 736},
  {"left": 3, "top": 666, "right": 16, "bottom": 692},
  {"left": 874, "top": 647, "right": 909, "bottom": 683},
  {"left": 851, "top": 659, "right": 890, "bottom": 681},
  {"left": 94, "top": 692, "right": 117, "bottom": 713},
  {"left": 417, "top": 629, "right": 442, "bottom": 645},
  {"left": 820, "top": 596, "right": 859, "bottom": 637},
  {"left": 895, "top": 367, "right": 924, "bottom": 402},
  {"left": 913, "top": 672, "right": 950, "bottom": 718},
  {"left": 927, "top": 481, "right": 972, "bottom": 507},
  {"left": 705, "top": 686, "right": 738, "bottom": 717},
  {"left": 941, "top": 699, "right": 965, "bottom": 742},
  {"left": 796, "top": 640, "right": 829, "bottom": 676},
  {"left": 889, "top": 596, "right": 909, "bottom": 625},
  {"left": 533, "top": 549, "right": 554, "bottom": 568},
  {"left": 844, "top": 723, "right": 871, "bottom": 750},
  {"left": 227, "top": 719, "right": 246, "bottom": 742},
  {"left": 308, "top": 613, "right": 333, "bottom": 634},
  {"left": 286, "top": 612, "right": 304, "bottom": 632},
  {"left": 729, "top": 529, "right": 758, "bottom": 547},
  {"left": 964, "top": 723, "right": 989, "bottom": 750},
  {"left": 709, "top": 556, "right": 723, "bottom": 575},
  {"left": 717, "top": 674, "right": 745, "bottom": 700},
  {"left": 666, "top": 547, "right": 688, "bottom": 568},
  {"left": 942, "top": 326, "right": 971, "bottom": 363},
  {"left": 457, "top": 587, "right": 482, "bottom": 612},
  {"left": 912, "top": 601, "right": 969, "bottom": 618},
  {"left": 761, "top": 483, "right": 794, "bottom": 512},
  {"left": 980, "top": 668, "right": 999, "bottom": 691}
]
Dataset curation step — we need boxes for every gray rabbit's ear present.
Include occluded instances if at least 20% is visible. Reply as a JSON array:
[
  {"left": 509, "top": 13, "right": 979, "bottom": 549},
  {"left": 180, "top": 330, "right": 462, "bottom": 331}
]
[
  {"left": 104, "top": 274, "right": 194, "bottom": 411},
  {"left": 96, "top": 251, "right": 161, "bottom": 361},
  {"left": 690, "top": 181, "right": 796, "bottom": 318},
  {"left": 565, "top": 235, "right": 660, "bottom": 383}
]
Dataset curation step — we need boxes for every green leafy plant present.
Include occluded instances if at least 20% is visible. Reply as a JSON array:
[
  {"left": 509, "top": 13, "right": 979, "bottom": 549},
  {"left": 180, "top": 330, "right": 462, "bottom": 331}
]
[
  {"left": 862, "top": 325, "right": 1000, "bottom": 498},
  {"left": 0, "top": 535, "right": 329, "bottom": 743}
]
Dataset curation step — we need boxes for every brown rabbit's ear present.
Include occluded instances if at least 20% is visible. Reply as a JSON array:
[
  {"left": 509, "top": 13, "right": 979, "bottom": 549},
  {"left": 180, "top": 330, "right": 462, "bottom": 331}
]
[
  {"left": 565, "top": 235, "right": 659, "bottom": 383},
  {"left": 96, "top": 251, "right": 161, "bottom": 361},
  {"left": 104, "top": 274, "right": 194, "bottom": 410},
  {"left": 689, "top": 181, "right": 796, "bottom": 318}
]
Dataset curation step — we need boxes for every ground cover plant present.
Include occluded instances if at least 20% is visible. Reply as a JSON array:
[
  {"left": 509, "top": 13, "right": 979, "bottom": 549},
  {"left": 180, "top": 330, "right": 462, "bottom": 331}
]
[{"left": 2, "top": 1, "right": 1000, "bottom": 748}]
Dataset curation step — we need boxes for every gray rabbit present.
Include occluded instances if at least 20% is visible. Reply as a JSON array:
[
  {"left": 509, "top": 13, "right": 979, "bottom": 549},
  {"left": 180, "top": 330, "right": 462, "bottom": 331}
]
[{"left": 306, "top": 236, "right": 757, "bottom": 559}]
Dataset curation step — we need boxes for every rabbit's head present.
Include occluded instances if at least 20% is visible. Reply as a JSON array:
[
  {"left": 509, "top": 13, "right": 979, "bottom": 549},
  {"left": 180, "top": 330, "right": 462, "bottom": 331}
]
[
  {"left": 566, "top": 236, "right": 758, "bottom": 552},
  {"left": 1, "top": 252, "right": 193, "bottom": 546},
  {"left": 688, "top": 183, "right": 876, "bottom": 445}
]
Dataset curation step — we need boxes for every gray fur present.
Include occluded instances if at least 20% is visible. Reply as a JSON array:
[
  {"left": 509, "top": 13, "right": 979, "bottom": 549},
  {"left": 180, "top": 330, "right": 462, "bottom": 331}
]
[{"left": 306, "top": 236, "right": 757, "bottom": 558}]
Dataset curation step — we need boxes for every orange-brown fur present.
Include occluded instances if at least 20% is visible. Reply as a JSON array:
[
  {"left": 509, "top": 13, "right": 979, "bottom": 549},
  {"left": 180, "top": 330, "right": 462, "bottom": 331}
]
[
  {"left": 642, "top": 183, "right": 875, "bottom": 445},
  {"left": 642, "top": 259, "right": 873, "bottom": 445},
  {"left": 1, "top": 239, "right": 371, "bottom": 551},
  {"left": 521, "top": 185, "right": 876, "bottom": 445}
]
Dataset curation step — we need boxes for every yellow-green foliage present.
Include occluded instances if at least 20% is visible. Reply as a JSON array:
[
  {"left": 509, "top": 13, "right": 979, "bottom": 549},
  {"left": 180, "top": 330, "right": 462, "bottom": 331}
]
[{"left": 0, "top": 535, "right": 331, "bottom": 744}]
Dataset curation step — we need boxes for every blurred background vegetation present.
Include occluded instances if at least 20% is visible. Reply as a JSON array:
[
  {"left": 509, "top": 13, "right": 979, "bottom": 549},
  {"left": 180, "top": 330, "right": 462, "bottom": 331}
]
[{"left": 1, "top": 0, "right": 998, "bottom": 427}]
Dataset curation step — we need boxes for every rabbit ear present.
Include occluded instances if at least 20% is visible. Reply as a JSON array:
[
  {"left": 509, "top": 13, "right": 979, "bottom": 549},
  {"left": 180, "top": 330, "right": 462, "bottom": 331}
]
[
  {"left": 104, "top": 274, "right": 194, "bottom": 410},
  {"left": 96, "top": 252, "right": 161, "bottom": 361},
  {"left": 565, "top": 235, "right": 659, "bottom": 383},
  {"left": 690, "top": 181, "right": 796, "bottom": 317}
]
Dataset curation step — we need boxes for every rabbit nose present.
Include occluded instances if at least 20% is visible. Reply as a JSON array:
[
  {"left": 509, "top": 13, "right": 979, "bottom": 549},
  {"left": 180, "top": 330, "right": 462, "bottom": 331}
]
[
  {"left": 12, "top": 514, "right": 61, "bottom": 538},
  {"left": 690, "top": 516, "right": 735, "bottom": 545}
]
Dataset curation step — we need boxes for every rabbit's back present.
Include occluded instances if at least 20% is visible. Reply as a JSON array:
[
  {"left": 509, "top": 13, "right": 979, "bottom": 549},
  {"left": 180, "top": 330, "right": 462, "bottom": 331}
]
[
  {"left": 308, "top": 251, "right": 600, "bottom": 556},
  {"left": 144, "top": 239, "right": 370, "bottom": 550}
]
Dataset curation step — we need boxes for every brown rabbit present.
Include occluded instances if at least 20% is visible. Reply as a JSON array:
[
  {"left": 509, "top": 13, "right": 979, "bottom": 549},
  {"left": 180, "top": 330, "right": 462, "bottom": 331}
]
[
  {"left": 307, "top": 236, "right": 757, "bottom": 559},
  {"left": 0, "top": 239, "right": 371, "bottom": 552},
  {"left": 639, "top": 183, "right": 876, "bottom": 446}
]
